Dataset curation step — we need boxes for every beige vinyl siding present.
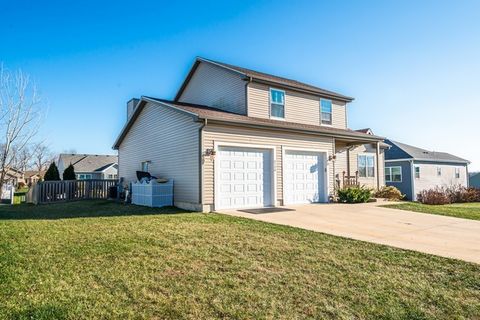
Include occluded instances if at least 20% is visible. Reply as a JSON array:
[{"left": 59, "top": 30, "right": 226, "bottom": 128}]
[
  {"left": 202, "top": 123, "right": 335, "bottom": 207},
  {"left": 178, "top": 62, "right": 247, "bottom": 114},
  {"left": 118, "top": 102, "right": 201, "bottom": 204},
  {"left": 335, "top": 143, "right": 385, "bottom": 189},
  {"left": 413, "top": 163, "right": 468, "bottom": 196},
  {"left": 247, "top": 82, "right": 347, "bottom": 129}
]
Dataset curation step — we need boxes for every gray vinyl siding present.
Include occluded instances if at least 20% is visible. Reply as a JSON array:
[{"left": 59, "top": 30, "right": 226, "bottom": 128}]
[
  {"left": 385, "top": 161, "right": 413, "bottom": 200},
  {"left": 247, "top": 82, "right": 348, "bottom": 129},
  {"left": 202, "top": 123, "right": 335, "bottom": 208},
  {"left": 118, "top": 102, "right": 201, "bottom": 204},
  {"left": 412, "top": 161, "right": 468, "bottom": 199},
  {"left": 178, "top": 62, "right": 247, "bottom": 114}
]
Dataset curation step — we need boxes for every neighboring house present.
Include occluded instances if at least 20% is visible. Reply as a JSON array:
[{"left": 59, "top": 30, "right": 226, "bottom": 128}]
[
  {"left": 24, "top": 170, "right": 45, "bottom": 186},
  {"left": 384, "top": 139, "right": 469, "bottom": 200},
  {"left": 469, "top": 172, "right": 480, "bottom": 188},
  {"left": 57, "top": 154, "right": 118, "bottom": 180},
  {"left": 114, "top": 57, "right": 387, "bottom": 212},
  {"left": 2, "top": 167, "right": 25, "bottom": 186}
]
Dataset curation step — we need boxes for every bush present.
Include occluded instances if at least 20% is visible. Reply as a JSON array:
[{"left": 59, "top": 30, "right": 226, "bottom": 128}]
[
  {"left": 417, "top": 185, "right": 480, "bottom": 205},
  {"left": 462, "top": 187, "right": 480, "bottom": 202},
  {"left": 44, "top": 162, "right": 60, "bottom": 181},
  {"left": 374, "top": 186, "right": 404, "bottom": 201},
  {"left": 63, "top": 164, "right": 76, "bottom": 180},
  {"left": 417, "top": 187, "right": 451, "bottom": 205},
  {"left": 337, "top": 186, "right": 372, "bottom": 203}
]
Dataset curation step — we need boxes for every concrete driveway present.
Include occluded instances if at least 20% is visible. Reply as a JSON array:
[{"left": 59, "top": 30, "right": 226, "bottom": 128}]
[{"left": 222, "top": 201, "right": 480, "bottom": 264}]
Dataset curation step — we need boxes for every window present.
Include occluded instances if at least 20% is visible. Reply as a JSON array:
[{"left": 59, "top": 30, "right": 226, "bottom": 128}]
[
  {"left": 141, "top": 161, "right": 150, "bottom": 172},
  {"left": 437, "top": 167, "right": 442, "bottom": 176},
  {"left": 415, "top": 166, "right": 420, "bottom": 179},
  {"left": 358, "top": 155, "right": 375, "bottom": 178},
  {"left": 107, "top": 174, "right": 118, "bottom": 179},
  {"left": 270, "top": 88, "right": 285, "bottom": 119},
  {"left": 78, "top": 174, "right": 92, "bottom": 180},
  {"left": 385, "top": 166, "right": 402, "bottom": 182},
  {"left": 455, "top": 168, "right": 460, "bottom": 179},
  {"left": 320, "top": 99, "right": 332, "bottom": 125}
]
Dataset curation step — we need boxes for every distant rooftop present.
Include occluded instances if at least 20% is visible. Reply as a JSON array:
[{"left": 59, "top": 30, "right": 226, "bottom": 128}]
[
  {"left": 59, "top": 154, "right": 118, "bottom": 172},
  {"left": 385, "top": 139, "right": 469, "bottom": 164}
]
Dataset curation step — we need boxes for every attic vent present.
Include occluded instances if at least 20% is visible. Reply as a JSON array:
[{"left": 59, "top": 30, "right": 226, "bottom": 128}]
[{"left": 423, "top": 151, "right": 429, "bottom": 154}]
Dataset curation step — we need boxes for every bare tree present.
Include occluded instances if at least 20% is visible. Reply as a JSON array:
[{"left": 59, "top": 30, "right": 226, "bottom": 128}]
[
  {"left": 0, "top": 65, "right": 44, "bottom": 191},
  {"left": 32, "top": 142, "right": 53, "bottom": 172}
]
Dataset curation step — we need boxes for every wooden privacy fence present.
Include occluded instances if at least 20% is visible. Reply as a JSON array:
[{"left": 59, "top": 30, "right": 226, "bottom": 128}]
[{"left": 27, "top": 180, "right": 117, "bottom": 204}]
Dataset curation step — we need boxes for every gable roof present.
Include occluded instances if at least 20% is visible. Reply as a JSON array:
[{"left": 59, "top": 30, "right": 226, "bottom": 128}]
[
  {"left": 355, "top": 128, "right": 373, "bottom": 135},
  {"left": 174, "top": 57, "right": 354, "bottom": 102},
  {"left": 113, "top": 96, "right": 384, "bottom": 149},
  {"left": 385, "top": 139, "right": 469, "bottom": 164},
  {"left": 58, "top": 154, "right": 118, "bottom": 173}
]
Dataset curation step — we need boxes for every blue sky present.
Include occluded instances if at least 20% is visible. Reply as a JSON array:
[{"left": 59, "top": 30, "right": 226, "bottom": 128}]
[{"left": 1, "top": 1, "right": 479, "bottom": 170}]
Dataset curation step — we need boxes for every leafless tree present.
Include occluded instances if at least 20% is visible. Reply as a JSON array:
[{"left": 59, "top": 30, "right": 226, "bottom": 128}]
[
  {"left": 0, "top": 65, "right": 44, "bottom": 191},
  {"left": 32, "top": 142, "right": 53, "bottom": 172}
]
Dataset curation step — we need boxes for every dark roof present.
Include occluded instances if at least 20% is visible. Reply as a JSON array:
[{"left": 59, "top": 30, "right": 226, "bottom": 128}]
[
  {"left": 175, "top": 57, "right": 354, "bottom": 102},
  {"left": 355, "top": 128, "right": 373, "bottom": 134},
  {"left": 113, "top": 97, "right": 384, "bottom": 149},
  {"left": 59, "top": 154, "right": 118, "bottom": 172},
  {"left": 385, "top": 139, "right": 469, "bottom": 164}
]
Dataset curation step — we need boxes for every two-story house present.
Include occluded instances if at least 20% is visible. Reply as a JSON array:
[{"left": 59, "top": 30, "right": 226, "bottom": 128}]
[{"left": 114, "top": 57, "right": 387, "bottom": 211}]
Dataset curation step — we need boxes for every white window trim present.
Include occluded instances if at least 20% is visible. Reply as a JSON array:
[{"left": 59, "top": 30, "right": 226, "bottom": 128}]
[
  {"left": 414, "top": 166, "right": 420, "bottom": 179},
  {"left": 269, "top": 87, "right": 286, "bottom": 120},
  {"left": 141, "top": 161, "right": 151, "bottom": 172},
  {"left": 358, "top": 154, "right": 375, "bottom": 178},
  {"left": 320, "top": 98, "right": 333, "bottom": 126},
  {"left": 385, "top": 166, "right": 402, "bottom": 182},
  {"left": 455, "top": 167, "right": 460, "bottom": 179}
]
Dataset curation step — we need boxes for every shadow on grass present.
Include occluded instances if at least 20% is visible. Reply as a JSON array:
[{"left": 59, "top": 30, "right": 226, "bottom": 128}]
[{"left": 0, "top": 200, "right": 185, "bottom": 220}]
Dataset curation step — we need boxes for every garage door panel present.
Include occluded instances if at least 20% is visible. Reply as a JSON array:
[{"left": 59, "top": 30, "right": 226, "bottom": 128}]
[
  {"left": 216, "top": 146, "right": 273, "bottom": 210},
  {"left": 284, "top": 150, "right": 326, "bottom": 205}
]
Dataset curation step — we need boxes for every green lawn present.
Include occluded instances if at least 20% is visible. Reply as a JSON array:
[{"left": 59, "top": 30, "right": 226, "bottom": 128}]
[
  {"left": 0, "top": 201, "right": 479, "bottom": 319},
  {"left": 383, "top": 202, "right": 480, "bottom": 221}
]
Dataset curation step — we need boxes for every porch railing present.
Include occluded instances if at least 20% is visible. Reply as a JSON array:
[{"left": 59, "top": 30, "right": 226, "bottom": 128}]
[{"left": 342, "top": 171, "right": 359, "bottom": 188}]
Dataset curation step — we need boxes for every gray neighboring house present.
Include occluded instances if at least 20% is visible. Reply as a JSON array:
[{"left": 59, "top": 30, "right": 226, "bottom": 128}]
[
  {"left": 57, "top": 154, "right": 118, "bottom": 180},
  {"left": 384, "top": 139, "right": 470, "bottom": 200}
]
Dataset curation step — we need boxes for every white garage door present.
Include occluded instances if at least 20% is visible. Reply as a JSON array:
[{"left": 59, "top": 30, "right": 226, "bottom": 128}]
[
  {"left": 216, "top": 146, "right": 273, "bottom": 210},
  {"left": 284, "top": 150, "right": 326, "bottom": 204}
]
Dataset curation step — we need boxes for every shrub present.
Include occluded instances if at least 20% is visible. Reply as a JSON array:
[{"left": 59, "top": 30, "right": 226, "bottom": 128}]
[
  {"left": 337, "top": 186, "right": 372, "bottom": 203},
  {"left": 374, "top": 186, "right": 404, "bottom": 201},
  {"left": 44, "top": 162, "right": 60, "bottom": 181},
  {"left": 417, "top": 187, "right": 451, "bottom": 205},
  {"left": 463, "top": 187, "right": 480, "bottom": 202},
  {"left": 63, "top": 164, "right": 76, "bottom": 180},
  {"left": 418, "top": 185, "right": 480, "bottom": 205}
]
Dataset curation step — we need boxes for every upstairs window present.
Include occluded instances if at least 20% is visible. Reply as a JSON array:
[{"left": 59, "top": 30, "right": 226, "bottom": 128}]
[
  {"left": 415, "top": 166, "right": 420, "bottom": 179},
  {"left": 385, "top": 166, "right": 402, "bottom": 182},
  {"left": 270, "top": 88, "right": 285, "bottom": 119},
  {"left": 455, "top": 167, "right": 460, "bottom": 179},
  {"left": 320, "top": 99, "right": 332, "bottom": 125},
  {"left": 358, "top": 155, "right": 375, "bottom": 178}
]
